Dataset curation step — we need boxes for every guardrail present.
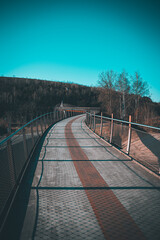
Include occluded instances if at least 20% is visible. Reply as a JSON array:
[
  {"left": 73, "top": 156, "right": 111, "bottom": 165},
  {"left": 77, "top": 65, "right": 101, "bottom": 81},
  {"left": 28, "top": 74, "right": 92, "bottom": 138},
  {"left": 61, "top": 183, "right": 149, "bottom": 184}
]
[
  {"left": 86, "top": 112, "right": 160, "bottom": 175},
  {"left": 0, "top": 109, "right": 78, "bottom": 232}
]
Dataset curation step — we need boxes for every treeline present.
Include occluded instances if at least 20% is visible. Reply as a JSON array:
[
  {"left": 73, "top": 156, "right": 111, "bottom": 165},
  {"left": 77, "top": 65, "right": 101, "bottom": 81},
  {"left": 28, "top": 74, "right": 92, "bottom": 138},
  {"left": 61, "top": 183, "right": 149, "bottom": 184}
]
[
  {"left": 0, "top": 76, "right": 99, "bottom": 123},
  {"left": 0, "top": 74, "right": 159, "bottom": 136},
  {"left": 98, "top": 70, "right": 160, "bottom": 126}
]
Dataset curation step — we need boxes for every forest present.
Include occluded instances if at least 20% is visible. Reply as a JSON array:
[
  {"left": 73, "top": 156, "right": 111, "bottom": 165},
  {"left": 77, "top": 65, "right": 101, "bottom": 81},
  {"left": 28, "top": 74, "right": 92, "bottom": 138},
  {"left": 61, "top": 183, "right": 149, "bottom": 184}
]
[
  {"left": 0, "top": 74, "right": 160, "bottom": 136},
  {"left": 98, "top": 70, "right": 160, "bottom": 126}
]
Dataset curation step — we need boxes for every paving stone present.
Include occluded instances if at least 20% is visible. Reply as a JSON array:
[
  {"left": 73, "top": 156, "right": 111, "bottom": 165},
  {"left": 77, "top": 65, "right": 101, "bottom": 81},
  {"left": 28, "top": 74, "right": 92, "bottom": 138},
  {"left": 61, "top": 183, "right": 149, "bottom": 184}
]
[{"left": 20, "top": 115, "right": 160, "bottom": 240}]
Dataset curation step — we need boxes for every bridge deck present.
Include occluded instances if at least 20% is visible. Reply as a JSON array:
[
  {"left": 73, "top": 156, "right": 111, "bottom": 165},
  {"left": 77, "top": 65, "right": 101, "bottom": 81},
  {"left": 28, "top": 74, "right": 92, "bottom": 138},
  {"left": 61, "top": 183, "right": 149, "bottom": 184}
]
[{"left": 20, "top": 115, "right": 160, "bottom": 240}]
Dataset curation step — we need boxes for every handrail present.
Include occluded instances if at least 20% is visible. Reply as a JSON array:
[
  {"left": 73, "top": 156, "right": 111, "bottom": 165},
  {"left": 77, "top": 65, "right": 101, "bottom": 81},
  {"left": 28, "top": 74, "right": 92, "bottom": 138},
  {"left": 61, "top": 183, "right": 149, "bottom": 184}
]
[
  {"left": 0, "top": 108, "right": 80, "bottom": 234},
  {"left": 0, "top": 112, "right": 54, "bottom": 145},
  {"left": 86, "top": 111, "right": 160, "bottom": 175},
  {"left": 87, "top": 112, "right": 160, "bottom": 131}
]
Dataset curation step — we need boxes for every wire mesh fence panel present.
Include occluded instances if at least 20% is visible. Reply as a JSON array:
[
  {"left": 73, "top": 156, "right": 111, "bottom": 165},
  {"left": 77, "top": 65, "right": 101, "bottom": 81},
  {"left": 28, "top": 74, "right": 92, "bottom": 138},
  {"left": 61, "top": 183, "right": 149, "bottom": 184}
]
[
  {"left": 32, "top": 121, "right": 39, "bottom": 143},
  {"left": 42, "top": 117, "right": 45, "bottom": 131},
  {"left": 11, "top": 130, "right": 26, "bottom": 179},
  {"left": 85, "top": 112, "right": 160, "bottom": 175},
  {"left": 130, "top": 127, "right": 160, "bottom": 174},
  {"left": 0, "top": 141, "right": 15, "bottom": 220},
  {"left": 23, "top": 124, "right": 32, "bottom": 156},
  {"left": 95, "top": 116, "right": 101, "bottom": 135},
  {"left": 112, "top": 122, "right": 129, "bottom": 151},
  {"left": 89, "top": 115, "right": 93, "bottom": 130},
  {"left": 101, "top": 118, "right": 111, "bottom": 141},
  {"left": 0, "top": 110, "right": 81, "bottom": 231}
]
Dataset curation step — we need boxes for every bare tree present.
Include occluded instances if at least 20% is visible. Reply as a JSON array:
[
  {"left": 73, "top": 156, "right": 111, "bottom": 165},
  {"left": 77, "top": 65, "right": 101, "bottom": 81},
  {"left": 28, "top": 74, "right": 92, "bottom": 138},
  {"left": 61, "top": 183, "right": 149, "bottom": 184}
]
[
  {"left": 98, "top": 70, "right": 117, "bottom": 114},
  {"left": 116, "top": 70, "right": 130, "bottom": 119},
  {"left": 131, "top": 72, "right": 150, "bottom": 122}
]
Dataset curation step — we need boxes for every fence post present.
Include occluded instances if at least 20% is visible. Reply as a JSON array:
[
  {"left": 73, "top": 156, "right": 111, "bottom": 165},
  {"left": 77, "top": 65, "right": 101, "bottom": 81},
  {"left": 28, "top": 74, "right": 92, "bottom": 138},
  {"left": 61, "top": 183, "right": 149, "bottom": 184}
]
[
  {"left": 53, "top": 111, "right": 55, "bottom": 123},
  {"left": 94, "top": 112, "right": 95, "bottom": 132},
  {"left": 23, "top": 128, "right": 28, "bottom": 161},
  {"left": 100, "top": 112, "right": 103, "bottom": 137},
  {"left": 110, "top": 113, "right": 114, "bottom": 143},
  {"left": 46, "top": 114, "right": 48, "bottom": 127},
  {"left": 126, "top": 115, "right": 132, "bottom": 154},
  {"left": 40, "top": 118, "right": 43, "bottom": 135},
  {"left": 44, "top": 115, "right": 47, "bottom": 130},
  {"left": 56, "top": 110, "right": 58, "bottom": 121},
  {"left": 36, "top": 119, "right": 39, "bottom": 137},
  {"left": 86, "top": 112, "right": 88, "bottom": 124},
  {"left": 90, "top": 112, "right": 92, "bottom": 129}
]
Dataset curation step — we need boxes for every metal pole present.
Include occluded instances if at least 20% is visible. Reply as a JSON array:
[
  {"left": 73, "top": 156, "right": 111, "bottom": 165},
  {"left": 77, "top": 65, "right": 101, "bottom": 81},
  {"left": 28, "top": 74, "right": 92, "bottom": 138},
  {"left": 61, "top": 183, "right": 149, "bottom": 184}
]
[
  {"left": 53, "top": 111, "right": 55, "bottom": 123},
  {"left": 86, "top": 112, "right": 88, "bottom": 124},
  {"left": 110, "top": 113, "right": 114, "bottom": 143},
  {"left": 90, "top": 112, "right": 91, "bottom": 129},
  {"left": 94, "top": 112, "right": 95, "bottom": 132},
  {"left": 44, "top": 115, "right": 47, "bottom": 130},
  {"left": 44, "top": 115, "right": 46, "bottom": 130},
  {"left": 53, "top": 111, "right": 55, "bottom": 122},
  {"left": 100, "top": 112, "right": 103, "bottom": 137},
  {"left": 46, "top": 114, "right": 48, "bottom": 128},
  {"left": 36, "top": 119, "right": 39, "bottom": 137},
  {"left": 40, "top": 118, "right": 43, "bottom": 135},
  {"left": 126, "top": 115, "right": 132, "bottom": 154},
  {"left": 56, "top": 110, "right": 58, "bottom": 121}
]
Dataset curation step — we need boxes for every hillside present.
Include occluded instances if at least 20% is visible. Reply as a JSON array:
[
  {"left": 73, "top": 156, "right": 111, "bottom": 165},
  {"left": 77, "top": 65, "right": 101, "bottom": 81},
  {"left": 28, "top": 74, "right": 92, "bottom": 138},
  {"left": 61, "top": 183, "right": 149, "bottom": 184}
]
[
  {"left": 0, "top": 77, "right": 99, "bottom": 122},
  {"left": 0, "top": 76, "right": 159, "bottom": 137}
]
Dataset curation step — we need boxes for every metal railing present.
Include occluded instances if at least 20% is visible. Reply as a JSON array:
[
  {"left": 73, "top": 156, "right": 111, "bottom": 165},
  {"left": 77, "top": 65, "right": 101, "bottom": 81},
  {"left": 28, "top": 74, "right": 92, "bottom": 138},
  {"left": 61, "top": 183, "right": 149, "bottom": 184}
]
[
  {"left": 86, "top": 112, "right": 160, "bottom": 175},
  {"left": 0, "top": 109, "right": 78, "bottom": 231}
]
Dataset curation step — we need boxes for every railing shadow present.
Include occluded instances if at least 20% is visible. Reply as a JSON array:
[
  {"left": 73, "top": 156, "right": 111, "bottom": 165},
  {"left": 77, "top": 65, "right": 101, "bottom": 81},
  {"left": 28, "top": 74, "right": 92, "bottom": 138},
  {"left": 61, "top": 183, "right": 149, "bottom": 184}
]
[{"left": 136, "top": 130, "right": 160, "bottom": 171}]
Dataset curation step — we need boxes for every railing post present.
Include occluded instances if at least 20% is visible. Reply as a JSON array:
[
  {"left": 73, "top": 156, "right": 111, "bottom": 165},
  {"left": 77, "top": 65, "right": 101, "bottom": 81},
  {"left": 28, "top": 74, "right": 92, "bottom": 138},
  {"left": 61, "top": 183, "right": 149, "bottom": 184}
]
[
  {"left": 110, "top": 113, "right": 114, "bottom": 143},
  {"left": 36, "top": 119, "right": 39, "bottom": 137},
  {"left": 23, "top": 128, "right": 28, "bottom": 161},
  {"left": 54, "top": 111, "right": 56, "bottom": 122},
  {"left": 53, "top": 111, "right": 55, "bottom": 123},
  {"left": 100, "top": 112, "right": 103, "bottom": 137},
  {"left": 90, "top": 112, "right": 92, "bottom": 129},
  {"left": 44, "top": 115, "right": 47, "bottom": 130},
  {"left": 31, "top": 123, "right": 34, "bottom": 146},
  {"left": 46, "top": 114, "right": 48, "bottom": 127},
  {"left": 94, "top": 112, "right": 95, "bottom": 132},
  {"left": 126, "top": 115, "right": 132, "bottom": 154},
  {"left": 40, "top": 118, "right": 43, "bottom": 135},
  {"left": 53, "top": 111, "right": 55, "bottom": 122},
  {"left": 49, "top": 112, "right": 51, "bottom": 125},
  {"left": 86, "top": 112, "right": 88, "bottom": 124},
  {"left": 57, "top": 111, "right": 58, "bottom": 121}
]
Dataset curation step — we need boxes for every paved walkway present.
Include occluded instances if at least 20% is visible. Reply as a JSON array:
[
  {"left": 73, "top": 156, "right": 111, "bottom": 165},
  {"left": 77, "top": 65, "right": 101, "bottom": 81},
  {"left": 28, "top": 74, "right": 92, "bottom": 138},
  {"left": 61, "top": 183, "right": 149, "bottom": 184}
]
[{"left": 20, "top": 115, "right": 160, "bottom": 240}]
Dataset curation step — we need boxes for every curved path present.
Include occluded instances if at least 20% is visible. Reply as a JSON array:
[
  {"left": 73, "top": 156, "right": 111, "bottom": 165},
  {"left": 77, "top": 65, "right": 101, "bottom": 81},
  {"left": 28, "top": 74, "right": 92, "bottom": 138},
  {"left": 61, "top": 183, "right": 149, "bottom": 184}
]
[{"left": 20, "top": 115, "right": 160, "bottom": 240}]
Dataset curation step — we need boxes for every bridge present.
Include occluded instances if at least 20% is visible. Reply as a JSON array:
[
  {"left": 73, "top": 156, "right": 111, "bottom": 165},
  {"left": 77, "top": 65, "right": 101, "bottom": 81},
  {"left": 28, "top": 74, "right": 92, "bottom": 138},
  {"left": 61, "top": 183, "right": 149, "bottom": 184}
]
[{"left": 0, "top": 109, "right": 160, "bottom": 239}]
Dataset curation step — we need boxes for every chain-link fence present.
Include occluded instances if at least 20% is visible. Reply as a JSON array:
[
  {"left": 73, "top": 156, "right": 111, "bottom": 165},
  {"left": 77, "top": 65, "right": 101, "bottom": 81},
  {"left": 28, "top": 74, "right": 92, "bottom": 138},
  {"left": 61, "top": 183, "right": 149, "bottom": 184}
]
[
  {"left": 0, "top": 109, "right": 79, "bottom": 231},
  {"left": 86, "top": 112, "right": 160, "bottom": 175}
]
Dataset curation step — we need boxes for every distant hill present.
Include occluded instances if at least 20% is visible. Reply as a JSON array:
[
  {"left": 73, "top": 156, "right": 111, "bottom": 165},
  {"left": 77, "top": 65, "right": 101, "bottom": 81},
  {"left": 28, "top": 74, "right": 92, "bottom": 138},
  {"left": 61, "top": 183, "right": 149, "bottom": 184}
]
[
  {"left": 0, "top": 76, "right": 160, "bottom": 133},
  {"left": 0, "top": 77, "right": 100, "bottom": 122}
]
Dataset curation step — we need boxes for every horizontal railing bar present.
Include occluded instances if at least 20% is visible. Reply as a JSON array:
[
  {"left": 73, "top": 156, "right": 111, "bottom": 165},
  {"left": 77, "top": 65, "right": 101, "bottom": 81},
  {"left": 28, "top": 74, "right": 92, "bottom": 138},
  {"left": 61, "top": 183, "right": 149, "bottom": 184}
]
[
  {"left": 0, "top": 112, "right": 54, "bottom": 145},
  {"left": 0, "top": 110, "right": 84, "bottom": 145},
  {"left": 87, "top": 112, "right": 160, "bottom": 131}
]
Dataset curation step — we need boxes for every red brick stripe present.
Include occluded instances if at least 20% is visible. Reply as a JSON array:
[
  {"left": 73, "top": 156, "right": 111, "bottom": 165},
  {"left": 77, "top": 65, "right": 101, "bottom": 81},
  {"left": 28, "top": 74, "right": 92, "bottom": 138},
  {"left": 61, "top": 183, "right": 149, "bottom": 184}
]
[{"left": 65, "top": 117, "right": 146, "bottom": 240}]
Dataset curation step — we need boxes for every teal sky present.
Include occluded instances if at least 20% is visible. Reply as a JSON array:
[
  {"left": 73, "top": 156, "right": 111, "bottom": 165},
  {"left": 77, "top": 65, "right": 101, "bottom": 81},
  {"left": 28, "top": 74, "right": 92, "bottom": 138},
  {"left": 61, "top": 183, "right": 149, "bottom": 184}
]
[{"left": 0, "top": 0, "right": 160, "bottom": 102}]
